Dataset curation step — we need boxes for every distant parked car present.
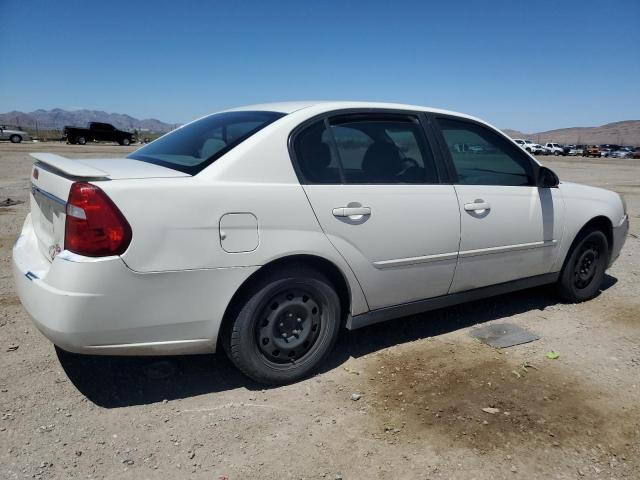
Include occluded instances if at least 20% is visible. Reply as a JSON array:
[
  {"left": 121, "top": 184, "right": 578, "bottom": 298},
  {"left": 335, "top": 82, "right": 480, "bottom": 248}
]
[
  {"left": 544, "top": 143, "right": 565, "bottom": 156},
  {"left": 536, "top": 144, "right": 551, "bottom": 155},
  {"left": 514, "top": 139, "right": 535, "bottom": 154},
  {"left": 513, "top": 139, "right": 545, "bottom": 155},
  {"left": 633, "top": 147, "right": 640, "bottom": 159},
  {"left": 584, "top": 145, "right": 601, "bottom": 158},
  {"left": 601, "top": 144, "right": 621, "bottom": 153},
  {"left": 63, "top": 122, "right": 135, "bottom": 146},
  {"left": 0, "top": 125, "right": 30, "bottom": 143},
  {"left": 568, "top": 145, "right": 585, "bottom": 156},
  {"left": 600, "top": 149, "right": 611, "bottom": 157},
  {"left": 513, "top": 139, "right": 528, "bottom": 151},
  {"left": 598, "top": 145, "right": 612, "bottom": 157},
  {"left": 527, "top": 143, "right": 545, "bottom": 155},
  {"left": 610, "top": 148, "right": 633, "bottom": 159}
]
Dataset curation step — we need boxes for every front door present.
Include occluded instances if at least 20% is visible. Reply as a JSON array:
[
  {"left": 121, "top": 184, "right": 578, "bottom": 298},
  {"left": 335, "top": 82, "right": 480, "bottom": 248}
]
[
  {"left": 94, "top": 124, "right": 109, "bottom": 141},
  {"left": 433, "top": 116, "right": 564, "bottom": 292},
  {"left": 292, "top": 113, "right": 461, "bottom": 310}
]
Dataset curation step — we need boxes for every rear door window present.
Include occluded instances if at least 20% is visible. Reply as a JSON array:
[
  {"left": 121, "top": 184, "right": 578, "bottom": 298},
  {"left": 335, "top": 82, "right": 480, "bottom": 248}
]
[
  {"left": 293, "top": 114, "right": 439, "bottom": 184},
  {"left": 292, "top": 121, "right": 342, "bottom": 184}
]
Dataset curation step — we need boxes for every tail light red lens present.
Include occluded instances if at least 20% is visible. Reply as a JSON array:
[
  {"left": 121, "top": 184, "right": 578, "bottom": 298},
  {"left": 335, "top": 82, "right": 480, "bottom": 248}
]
[{"left": 65, "top": 182, "right": 132, "bottom": 257}]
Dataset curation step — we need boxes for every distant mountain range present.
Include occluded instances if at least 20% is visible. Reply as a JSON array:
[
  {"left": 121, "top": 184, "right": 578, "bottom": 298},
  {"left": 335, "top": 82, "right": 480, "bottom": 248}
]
[
  {"left": 502, "top": 120, "right": 640, "bottom": 146},
  {"left": 1, "top": 109, "right": 638, "bottom": 145},
  {"left": 0, "top": 108, "right": 177, "bottom": 133}
]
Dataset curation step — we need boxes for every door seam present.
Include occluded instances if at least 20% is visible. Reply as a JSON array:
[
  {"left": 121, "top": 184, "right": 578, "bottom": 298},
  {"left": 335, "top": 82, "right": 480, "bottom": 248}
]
[
  {"left": 447, "top": 184, "right": 463, "bottom": 294},
  {"left": 298, "top": 184, "right": 371, "bottom": 311}
]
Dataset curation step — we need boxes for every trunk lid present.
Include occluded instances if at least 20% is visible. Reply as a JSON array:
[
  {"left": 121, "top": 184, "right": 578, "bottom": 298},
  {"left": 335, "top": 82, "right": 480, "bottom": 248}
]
[
  {"left": 30, "top": 153, "right": 189, "bottom": 180},
  {"left": 28, "top": 153, "right": 188, "bottom": 262}
]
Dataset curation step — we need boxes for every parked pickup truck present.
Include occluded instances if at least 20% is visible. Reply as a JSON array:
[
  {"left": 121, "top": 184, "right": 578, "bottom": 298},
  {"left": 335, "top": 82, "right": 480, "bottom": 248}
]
[{"left": 63, "top": 122, "right": 135, "bottom": 146}]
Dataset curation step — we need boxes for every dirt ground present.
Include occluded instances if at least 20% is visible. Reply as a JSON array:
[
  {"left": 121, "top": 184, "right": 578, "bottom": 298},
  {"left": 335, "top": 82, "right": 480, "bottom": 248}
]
[{"left": 1, "top": 142, "right": 638, "bottom": 480}]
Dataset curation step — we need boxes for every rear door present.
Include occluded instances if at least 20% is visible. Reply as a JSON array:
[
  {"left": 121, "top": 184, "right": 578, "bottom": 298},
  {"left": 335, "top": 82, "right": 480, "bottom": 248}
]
[
  {"left": 431, "top": 115, "right": 564, "bottom": 292},
  {"left": 292, "top": 112, "right": 461, "bottom": 310}
]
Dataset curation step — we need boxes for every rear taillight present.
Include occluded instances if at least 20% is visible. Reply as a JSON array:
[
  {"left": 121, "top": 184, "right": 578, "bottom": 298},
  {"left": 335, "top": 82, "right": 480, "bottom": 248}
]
[{"left": 65, "top": 182, "right": 132, "bottom": 257}]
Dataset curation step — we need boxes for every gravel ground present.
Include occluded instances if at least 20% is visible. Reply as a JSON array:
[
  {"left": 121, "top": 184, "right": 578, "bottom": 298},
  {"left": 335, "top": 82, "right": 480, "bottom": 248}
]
[{"left": 1, "top": 143, "right": 638, "bottom": 479}]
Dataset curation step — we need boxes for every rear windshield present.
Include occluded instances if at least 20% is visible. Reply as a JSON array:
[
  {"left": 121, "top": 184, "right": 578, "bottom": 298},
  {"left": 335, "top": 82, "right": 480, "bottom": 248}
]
[{"left": 128, "top": 111, "right": 285, "bottom": 174}]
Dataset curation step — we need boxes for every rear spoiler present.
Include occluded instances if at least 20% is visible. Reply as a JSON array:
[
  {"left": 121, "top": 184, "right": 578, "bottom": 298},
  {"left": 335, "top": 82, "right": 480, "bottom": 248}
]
[{"left": 30, "top": 153, "right": 109, "bottom": 179}]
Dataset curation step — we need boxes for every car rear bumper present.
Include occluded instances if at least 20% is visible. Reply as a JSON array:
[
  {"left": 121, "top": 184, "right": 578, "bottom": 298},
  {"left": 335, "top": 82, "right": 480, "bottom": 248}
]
[
  {"left": 13, "top": 214, "right": 258, "bottom": 355},
  {"left": 609, "top": 214, "right": 629, "bottom": 267}
]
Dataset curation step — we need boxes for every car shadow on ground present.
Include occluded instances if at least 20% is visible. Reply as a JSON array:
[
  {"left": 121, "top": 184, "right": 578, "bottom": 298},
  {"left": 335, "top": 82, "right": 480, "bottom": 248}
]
[{"left": 57, "top": 276, "right": 617, "bottom": 408}]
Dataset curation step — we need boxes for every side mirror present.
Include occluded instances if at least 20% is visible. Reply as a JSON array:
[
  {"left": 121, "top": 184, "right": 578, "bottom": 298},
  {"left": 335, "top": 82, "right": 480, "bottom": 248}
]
[{"left": 537, "top": 166, "right": 559, "bottom": 188}]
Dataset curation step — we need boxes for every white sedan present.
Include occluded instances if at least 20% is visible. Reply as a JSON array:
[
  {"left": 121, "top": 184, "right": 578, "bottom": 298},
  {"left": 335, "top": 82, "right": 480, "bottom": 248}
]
[{"left": 13, "top": 102, "right": 629, "bottom": 384}]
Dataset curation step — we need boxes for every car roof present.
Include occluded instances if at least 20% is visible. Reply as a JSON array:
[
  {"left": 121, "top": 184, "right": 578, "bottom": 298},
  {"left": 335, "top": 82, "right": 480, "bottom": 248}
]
[{"left": 224, "top": 101, "right": 482, "bottom": 122}]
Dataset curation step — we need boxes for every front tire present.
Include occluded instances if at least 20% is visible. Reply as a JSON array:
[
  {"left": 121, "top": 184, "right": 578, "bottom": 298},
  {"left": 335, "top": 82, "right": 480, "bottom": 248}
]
[
  {"left": 223, "top": 266, "right": 342, "bottom": 384},
  {"left": 120, "top": 138, "right": 130, "bottom": 146},
  {"left": 556, "top": 228, "right": 608, "bottom": 302},
  {"left": 9, "top": 134, "right": 22, "bottom": 143}
]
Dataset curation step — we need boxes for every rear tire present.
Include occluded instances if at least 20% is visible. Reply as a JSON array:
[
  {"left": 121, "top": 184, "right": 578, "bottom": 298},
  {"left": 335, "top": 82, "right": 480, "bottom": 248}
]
[
  {"left": 120, "top": 138, "right": 130, "bottom": 146},
  {"left": 556, "top": 228, "right": 608, "bottom": 302},
  {"left": 223, "top": 266, "right": 341, "bottom": 385},
  {"left": 77, "top": 136, "right": 87, "bottom": 145},
  {"left": 9, "top": 134, "right": 21, "bottom": 143}
]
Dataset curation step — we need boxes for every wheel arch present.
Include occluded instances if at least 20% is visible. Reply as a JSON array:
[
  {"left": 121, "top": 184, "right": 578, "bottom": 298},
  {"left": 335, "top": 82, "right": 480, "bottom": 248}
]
[
  {"left": 561, "top": 215, "right": 613, "bottom": 271},
  {"left": 217, "top": 254, "right": 353, "bottom": 350}
]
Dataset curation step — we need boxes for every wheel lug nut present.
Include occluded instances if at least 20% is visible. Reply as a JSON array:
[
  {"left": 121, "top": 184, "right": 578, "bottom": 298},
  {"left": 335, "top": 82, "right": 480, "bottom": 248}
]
[
  {"left": 297, "top": 318, "right": 302, "bottom": 323},
  {"left": 282, "top": 333, "right": 287, "bottom": 338}
]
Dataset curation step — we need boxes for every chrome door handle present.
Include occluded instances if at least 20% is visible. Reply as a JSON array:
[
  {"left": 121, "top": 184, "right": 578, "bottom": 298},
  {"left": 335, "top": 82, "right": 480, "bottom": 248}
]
[
  {"left": 464, "top": 201, "right": 491, "bottom": 211},
  {"left": 332, "top": 207, "right": 371, "bottom": 217}
]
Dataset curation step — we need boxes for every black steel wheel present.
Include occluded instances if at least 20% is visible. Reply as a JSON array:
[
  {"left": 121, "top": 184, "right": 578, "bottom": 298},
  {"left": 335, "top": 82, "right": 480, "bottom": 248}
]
[
  {"left": 256, "top": 288, "right": 324, "bottom": 363},
  {"left": 573, "top": 241, "right": 600, "bottom": 289},
  {"left": 223, "top": 265, "right": 342, "bottom": 384},
  {"left": 556, "top": 228, "right": 608, "bottom": 302}
]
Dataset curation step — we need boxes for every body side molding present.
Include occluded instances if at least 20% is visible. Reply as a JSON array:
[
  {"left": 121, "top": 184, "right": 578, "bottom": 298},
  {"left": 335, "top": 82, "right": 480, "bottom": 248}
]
[{"left": 372, "top": 251, "right": 458, "bottom": 269}]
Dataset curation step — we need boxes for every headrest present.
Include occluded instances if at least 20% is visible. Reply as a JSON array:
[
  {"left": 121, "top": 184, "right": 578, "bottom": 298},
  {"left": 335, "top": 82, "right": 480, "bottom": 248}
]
[{"left": 362, "top": 142, "right": 402, "bottom": 179}]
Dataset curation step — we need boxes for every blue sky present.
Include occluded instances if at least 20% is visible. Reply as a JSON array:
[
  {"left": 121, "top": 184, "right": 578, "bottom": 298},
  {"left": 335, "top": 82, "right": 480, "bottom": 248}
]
[{"left": 1, "top": 0, "right": 638, "bottom": 132}]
